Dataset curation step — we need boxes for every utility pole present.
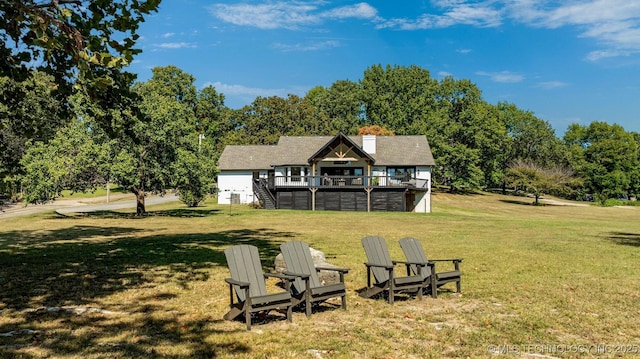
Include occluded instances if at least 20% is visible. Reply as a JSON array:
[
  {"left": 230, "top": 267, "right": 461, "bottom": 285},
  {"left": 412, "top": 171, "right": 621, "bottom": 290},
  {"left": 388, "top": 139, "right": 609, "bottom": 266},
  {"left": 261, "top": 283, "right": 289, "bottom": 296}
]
[{"left": 198, "top": 134, "right": 205, "bottom": 152}]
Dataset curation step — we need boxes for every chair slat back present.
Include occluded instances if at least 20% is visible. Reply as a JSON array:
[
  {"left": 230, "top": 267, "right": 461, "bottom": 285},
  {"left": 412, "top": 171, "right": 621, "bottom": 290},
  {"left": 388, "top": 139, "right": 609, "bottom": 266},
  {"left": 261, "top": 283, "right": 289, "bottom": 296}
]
[
  {"left": 280, "top": 241, "right": 322, "bottom": 294},
  {"left": 399, "top": 237, "right": 432, "bottom": 279},
  {"left": 361, "top": 236, "right": 393, "bottom": 283},
  {"left": 225, "top": 245, "right": 268, "bottom": 301}
]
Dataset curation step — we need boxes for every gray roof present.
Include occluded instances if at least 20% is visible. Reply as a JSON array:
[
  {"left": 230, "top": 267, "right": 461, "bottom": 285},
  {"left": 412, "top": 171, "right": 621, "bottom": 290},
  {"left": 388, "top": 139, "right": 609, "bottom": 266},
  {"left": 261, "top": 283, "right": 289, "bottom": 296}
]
[
  {"left": 217, "top": 135, "right": 435, "bottom": 170},
  {"left": 217, "top": 145, "right": 279, "bottom": 170},
  {"left": 365, "top": 135, "right": 435, "bottom": 166}
]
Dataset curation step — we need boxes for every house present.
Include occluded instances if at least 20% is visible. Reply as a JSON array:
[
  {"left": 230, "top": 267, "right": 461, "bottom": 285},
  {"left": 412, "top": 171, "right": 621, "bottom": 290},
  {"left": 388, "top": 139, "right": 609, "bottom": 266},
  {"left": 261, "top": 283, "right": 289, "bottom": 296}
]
[{"left": 217, "top": 133, "right": 435, "bottom": 213}]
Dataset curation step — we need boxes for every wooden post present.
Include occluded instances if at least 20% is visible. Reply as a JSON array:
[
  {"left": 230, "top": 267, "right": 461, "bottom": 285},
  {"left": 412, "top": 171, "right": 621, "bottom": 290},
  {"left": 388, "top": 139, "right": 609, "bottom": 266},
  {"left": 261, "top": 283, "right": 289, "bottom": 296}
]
[
  {"left": 365, "top": 187, "right": 372, "bottom": 212},
  {"left": 310, "top": 187, "right": 317, "bottom": 211}
]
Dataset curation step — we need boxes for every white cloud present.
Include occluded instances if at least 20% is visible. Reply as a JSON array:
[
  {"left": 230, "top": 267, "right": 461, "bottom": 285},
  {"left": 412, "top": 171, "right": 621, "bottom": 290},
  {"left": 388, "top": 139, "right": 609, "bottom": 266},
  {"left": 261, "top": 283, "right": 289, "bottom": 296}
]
[
  {"left": 381, "top": 0, "right": 640, "bottom": 60},
  {"left": 537, "top": 81, "right": 569, "bottom": 89},
  {"left": 162, "top": 32, "right": 175, "bottom": 38},
  {"left": 507, "top": 0, "right": 640, "bottom": 60},
  {"left": 585, "top": 49, "right": 632, "bottom": 61},
  {"left": 528, "top": 1, "right": 640, "bottom": 28},
  {"left": 272, "top": 40, "right": 341, "bottom": 52},
  {"left": 457, "top": 48, "right": 472, "bottom": 54},
  {"left": 443, "top": 4, "right": 503, "bottom": 27},
  {"left": 209, "top": 2, "right": 379, "bottom": 30},
  {"left": 154, "top": 42, "right": 197, "bottom": 49},
  {"left": 205, "top": 81, "right": 291, "bottom": 99},
  {"left": 321, "top": 3, "right": 379, "bottom": 20},
  {"left": 209, "top": 3, "right": 319, "bottom": 30},
  {"left": 377, "top": 1, "right": 502, "bottom": 29},
  {"left": 476, "top": 71, "right": 525, "bottom": 83},
  {"left": 208, "top": 1, "right": 640, "bottom": 60},
  {"left": 203, "top": 81, "right": 313, "bottom": 108}
]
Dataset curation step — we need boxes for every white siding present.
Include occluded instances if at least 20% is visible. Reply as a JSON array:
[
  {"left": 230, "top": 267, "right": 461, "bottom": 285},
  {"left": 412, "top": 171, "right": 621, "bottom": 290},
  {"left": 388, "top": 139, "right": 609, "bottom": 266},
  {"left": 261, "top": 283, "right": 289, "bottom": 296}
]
[
  {"left": 412, "top": 166, "right": 432, "bottom": 213},
  {"left": 217, "top": 171, "right": 256, "bottom": 205}
]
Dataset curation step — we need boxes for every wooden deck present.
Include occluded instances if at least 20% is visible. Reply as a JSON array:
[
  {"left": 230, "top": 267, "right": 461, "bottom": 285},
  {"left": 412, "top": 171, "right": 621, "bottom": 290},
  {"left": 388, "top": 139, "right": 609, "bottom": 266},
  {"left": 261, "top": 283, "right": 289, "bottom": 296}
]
[
  {"left": 266, "top": 175, "right": 428, "bottom": 191},
  {"left": 255, "top": 176, "right": 427, "bottom": 212}
]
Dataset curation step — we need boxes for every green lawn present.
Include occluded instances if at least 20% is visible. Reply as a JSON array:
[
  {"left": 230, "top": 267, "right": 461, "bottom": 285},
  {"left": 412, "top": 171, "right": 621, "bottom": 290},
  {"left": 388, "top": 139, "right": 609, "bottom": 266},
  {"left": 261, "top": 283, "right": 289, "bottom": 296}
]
[
  {"left": 59, "top": 184, "right": 126, "bottom": 200},
  {"left": 1, "top": 192, "right": 639, "bottom": 358}
]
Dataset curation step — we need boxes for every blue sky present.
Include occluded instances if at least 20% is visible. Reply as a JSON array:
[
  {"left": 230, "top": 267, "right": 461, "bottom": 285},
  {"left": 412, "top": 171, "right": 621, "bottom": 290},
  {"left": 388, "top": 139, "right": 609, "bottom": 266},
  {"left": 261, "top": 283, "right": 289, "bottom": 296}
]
[{"left": 128, "top": 0, "right": 640, "bottom": 135}]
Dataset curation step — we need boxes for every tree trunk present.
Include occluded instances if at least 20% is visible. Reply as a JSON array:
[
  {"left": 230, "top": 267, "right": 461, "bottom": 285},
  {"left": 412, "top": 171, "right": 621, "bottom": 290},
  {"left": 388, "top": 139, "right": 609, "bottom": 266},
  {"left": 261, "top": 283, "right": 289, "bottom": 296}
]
[{"left": 132, "top": 188, "right": 146, "bottom": 215}]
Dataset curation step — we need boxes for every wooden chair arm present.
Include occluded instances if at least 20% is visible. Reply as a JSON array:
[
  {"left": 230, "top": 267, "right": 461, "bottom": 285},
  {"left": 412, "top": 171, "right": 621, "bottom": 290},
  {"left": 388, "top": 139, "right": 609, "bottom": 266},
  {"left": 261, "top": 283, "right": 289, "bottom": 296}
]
[
  {"left": 315, "top": 265, "right": 350, "bottom": 274},
  {"left": 430, "top": 259, "right": 463, "bottom": 263},
  {"left": 283, "top": 271, "right": 310, "bottom": 279},
  {"left": 264, "top": 272, "right": 296, "bottom": 282},
  {"left": 364, "top": 262, "right": 394, "bottom": 269},
  {"left": 225, "top": 278, "right": 250, "bottom": 288}
]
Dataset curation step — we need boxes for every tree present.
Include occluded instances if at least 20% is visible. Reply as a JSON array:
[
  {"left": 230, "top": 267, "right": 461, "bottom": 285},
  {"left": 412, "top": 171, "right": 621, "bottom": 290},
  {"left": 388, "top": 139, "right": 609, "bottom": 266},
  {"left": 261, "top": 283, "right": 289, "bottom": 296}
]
[
  {"left": 173, "top": 148, "right": 211, "bottom": 207},
  {"left": 193, "top": 85, "right": 227, "bottom": 195},
  {"left": 357, "top": 125, "right": 394, "bottom": 135},
  {"left": 0, "top": 71, "right": 66, "bottom": 197},
  {"left": 360, "top": 64, "right": 437, "bottom": 134},
  {"left": 19, "top": 66, "right": 214, "bottom": 214},
  {"left": 498, "top": 102, "right": 565, "bottom": 164},
  {"left": 426, "top": 76, "right": 493, "bottom": 191},
  {"left": 437, "top": 143, "right": 484, "bottom": 192},
  {"left": 564, "top": 122, "right": 638, "bottom": 204},
  {"left": 505, "top": 160, "right": 577, "bottom": 205},
  {"left": 358, "top": 65, "right": 513, "bottom": 192},
  {"left": 224, "top": 94, "right": 332, "bottom": 145},
  {"left": 495, "top": 102, "right": 567, "bottom": 192},
  {"left": 306, "top": 80, "right": 364, "bottom": 134},
  {"left": 459, "top": 101, "right": 507, "bottom": 190},
  {"left": 630, "top": 132, "right": 640, "bottom": 198},
  {"left": 1, "top": 0, "right": 161, "bottom": 136},
  {"left": 112, "top": 67, "right": 199, "bottom": 214},
  {"left": 20, "top": 118, "right": 111, "bottom": 204},
  {"left": 197, "top": 85, "right": 228, "bottom": 152}
]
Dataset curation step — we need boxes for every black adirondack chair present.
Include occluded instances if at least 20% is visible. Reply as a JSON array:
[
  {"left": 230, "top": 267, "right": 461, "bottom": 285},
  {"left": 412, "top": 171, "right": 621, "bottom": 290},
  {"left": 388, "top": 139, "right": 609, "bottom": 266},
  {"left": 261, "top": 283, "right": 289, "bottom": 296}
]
[
  {"left": 224, "top": 244, "right": 295, "bottom": 330},
  {"left": 280, "top": 241, "right": 349, "bottom": 317},
  {"left": 399, "top": 237, "right": 462, "bottom": 298},
  {"left": 360, "top": 236, "right": 424, "bottom": 304}
]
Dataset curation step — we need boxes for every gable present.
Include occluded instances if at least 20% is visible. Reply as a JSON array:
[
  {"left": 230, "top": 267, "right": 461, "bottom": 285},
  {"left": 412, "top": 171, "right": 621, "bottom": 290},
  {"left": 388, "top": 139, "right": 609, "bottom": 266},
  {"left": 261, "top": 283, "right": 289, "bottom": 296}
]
[{"left": 308, "top": 133, "right": 375, "bottom": 164}]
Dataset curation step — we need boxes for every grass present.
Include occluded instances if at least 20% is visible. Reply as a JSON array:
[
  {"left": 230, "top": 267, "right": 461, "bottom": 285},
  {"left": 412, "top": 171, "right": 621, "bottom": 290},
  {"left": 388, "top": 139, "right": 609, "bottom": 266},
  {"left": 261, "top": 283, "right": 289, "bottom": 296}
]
[
  {"left": 60, "top": 184, "right": 126, "bottom": 200},
  {"left": 1, "top": 192, "right": 639, "bottom": 358}
]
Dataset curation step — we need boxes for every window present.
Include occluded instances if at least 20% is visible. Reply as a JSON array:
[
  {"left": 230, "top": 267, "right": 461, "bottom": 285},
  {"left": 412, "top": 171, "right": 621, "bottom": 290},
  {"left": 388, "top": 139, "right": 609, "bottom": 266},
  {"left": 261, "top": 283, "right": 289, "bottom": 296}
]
[
  {"left": 388, "top": 167, "right": 415, "bottom": 182},
  {"left": 291, "top": 167, "right": 302, "bottom": 182}
]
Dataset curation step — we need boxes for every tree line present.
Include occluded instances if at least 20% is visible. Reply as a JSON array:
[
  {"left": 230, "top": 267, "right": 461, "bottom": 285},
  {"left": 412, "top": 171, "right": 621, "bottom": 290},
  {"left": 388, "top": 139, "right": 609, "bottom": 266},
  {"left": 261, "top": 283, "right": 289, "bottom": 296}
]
[
  {"left": 3, "top": 64, "right": 639, "bottom": 212},
  {"left": 2, "top": 2, "right": 638, "bottom": 212}
]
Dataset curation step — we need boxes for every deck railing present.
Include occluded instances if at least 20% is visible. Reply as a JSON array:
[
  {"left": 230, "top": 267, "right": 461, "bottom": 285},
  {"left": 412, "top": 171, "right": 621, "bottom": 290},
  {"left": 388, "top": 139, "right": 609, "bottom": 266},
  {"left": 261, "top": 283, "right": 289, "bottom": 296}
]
[{"left": 267, "top": 175, "right": 428, "bottom": 189}]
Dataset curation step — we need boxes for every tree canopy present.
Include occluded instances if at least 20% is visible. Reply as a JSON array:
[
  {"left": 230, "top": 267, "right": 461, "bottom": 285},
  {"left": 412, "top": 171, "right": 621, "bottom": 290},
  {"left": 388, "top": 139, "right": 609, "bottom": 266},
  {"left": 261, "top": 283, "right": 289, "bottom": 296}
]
[
  {"left": 564, "top": 122, "right": 639, "bottom": 203},
  {"left": 1, "top": 0, "right": 160, "bottom": 89},
  {"left": 10, "top": 61, "right": 640, "bottom": 207}
]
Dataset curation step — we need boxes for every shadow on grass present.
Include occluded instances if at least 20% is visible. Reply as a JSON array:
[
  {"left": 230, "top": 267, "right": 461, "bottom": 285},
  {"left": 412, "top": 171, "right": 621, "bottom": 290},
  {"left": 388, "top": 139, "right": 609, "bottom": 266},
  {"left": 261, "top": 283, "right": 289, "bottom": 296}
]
[
  {"left": 1, "top": 310, "right": 248, "bottom": 359},
  {"left": 0, "top": 226, "right": 297, "bottom": 357},
  {"left": 0, "top": 227, "right": 293, "bottom": 308},
  {"left": 499, "top": 199, "right": 551, "bottom": 206},
  {"left": 606, "top": 232, "right": 640, "bottom": 247},
  {"left": 53, "top": 208, "right": 223, "bottom": 219}
]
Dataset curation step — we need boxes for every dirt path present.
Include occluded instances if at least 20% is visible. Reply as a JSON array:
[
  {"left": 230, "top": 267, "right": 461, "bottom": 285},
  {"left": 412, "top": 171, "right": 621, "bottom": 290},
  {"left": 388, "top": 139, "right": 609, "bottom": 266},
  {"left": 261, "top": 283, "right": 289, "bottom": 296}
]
[
  {"left": 539, "top": 198, "right": 590, "bottom": 206},
  {"left": 0, "top": 193, "right": 179, "bottom": 219}
]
